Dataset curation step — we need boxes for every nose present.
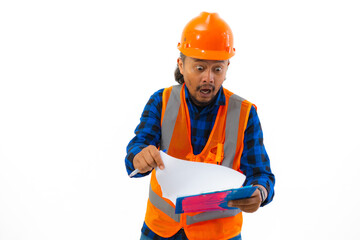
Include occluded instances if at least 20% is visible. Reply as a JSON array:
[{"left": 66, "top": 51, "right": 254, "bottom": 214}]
[{"left": 201, "top": 69, "right": 214, "bottom": 84}]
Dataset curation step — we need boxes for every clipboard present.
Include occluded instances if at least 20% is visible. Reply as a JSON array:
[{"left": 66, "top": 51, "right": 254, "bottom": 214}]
[{"left": 175, "top": 186, "right": 258, "bottom": 214}]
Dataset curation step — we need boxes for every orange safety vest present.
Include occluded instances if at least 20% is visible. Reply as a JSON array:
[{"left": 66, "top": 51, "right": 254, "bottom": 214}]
[{"left": 145, "top": 84, "right": 255, "bottom": 240}]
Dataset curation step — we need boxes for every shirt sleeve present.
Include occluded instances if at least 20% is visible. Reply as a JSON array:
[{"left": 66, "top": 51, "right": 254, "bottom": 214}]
[
  {"left": 125, "top": 89, "right": 164, "bottom": 178},
  {"left": 240, "top": 106, "right": 275, "bottom": 206}
]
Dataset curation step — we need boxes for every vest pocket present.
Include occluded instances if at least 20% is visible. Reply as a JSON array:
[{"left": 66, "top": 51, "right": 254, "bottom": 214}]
[{"left": 205, "top": 143, "right": 224, "bottom": 165}]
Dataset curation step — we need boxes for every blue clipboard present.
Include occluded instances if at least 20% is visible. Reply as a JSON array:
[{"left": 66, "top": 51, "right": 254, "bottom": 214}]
[{"left": 175, "top": 186, "right": 258, "bottom": 214}]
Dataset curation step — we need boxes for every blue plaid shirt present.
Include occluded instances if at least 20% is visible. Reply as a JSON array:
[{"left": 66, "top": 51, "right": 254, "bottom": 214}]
[{"left": 125, "top": 85, "right": 275, "bottom": 240}]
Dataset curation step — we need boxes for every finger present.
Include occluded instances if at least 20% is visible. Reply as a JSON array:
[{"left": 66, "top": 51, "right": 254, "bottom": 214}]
[
  {"left": 138, "top": 157, "right": 154, "bottom": 172},
  {"left": 240, "top": 205, "right": 260, "bottom": 213},
  {"left": 228, "top": 200, "right": 261, "bottom": 212},
  {"left": 144, "top": 152, "right": 158, "bottom": 169},
  {"left": 228, "top": 200, "right": 248, "bottom": 208},
  {"left": 229, "top": 197, "right": 257, "bottom": 206},
  {"left": 228, "top": 195, "right": 261, "bottom": 208},
  {"left": 149, "top": 147, "right": 164, "bottom": 170},
  {"left": 133, "top": 151, "right": 155, "bottom": 173}
]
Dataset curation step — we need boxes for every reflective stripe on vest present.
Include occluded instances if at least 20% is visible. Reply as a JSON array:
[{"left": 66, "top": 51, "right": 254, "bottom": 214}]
[
  {"left": 186, "top": 208, "right": 241, "bottom": 225},
  {"left": 161, "top": 85, "right": 182, "bottom": 152},
  {"left": 149, "top": 185, "right": 240, "bottom": 225},
  {"left": 161, "top": 85, "right": 244, "bottom": 167},
  {"left": 155, "top": 85, "right": 244, "bottom": 225},
  {"left": 222, "top": 94, "right": 245, "bottom": 168},
  {"left": 148, "top": 186, "right": 181, "bottom": 223}
]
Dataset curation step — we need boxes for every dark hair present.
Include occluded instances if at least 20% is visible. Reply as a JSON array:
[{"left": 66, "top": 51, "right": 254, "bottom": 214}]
[{"left": 174, "top": 52, "right": 186, "bottom": 84}]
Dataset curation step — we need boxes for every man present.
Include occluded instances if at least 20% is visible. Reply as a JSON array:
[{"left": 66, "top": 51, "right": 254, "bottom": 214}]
[{"left": 125, "top": 12, "right": 275, "bottom": 240}]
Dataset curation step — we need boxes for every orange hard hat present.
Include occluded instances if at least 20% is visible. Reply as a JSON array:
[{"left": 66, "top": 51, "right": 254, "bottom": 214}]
[{"left": 177, "top": 12, "right": 235, "bottom": 60}]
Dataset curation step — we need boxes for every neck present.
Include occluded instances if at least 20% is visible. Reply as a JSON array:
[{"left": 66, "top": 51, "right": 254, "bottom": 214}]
[{"left": 188, "top": 91, "right": 218, "bottom": 110}]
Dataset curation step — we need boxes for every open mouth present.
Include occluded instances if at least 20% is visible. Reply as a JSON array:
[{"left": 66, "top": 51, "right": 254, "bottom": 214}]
[
  {"left": 198, "top": 85, "right": 215, "bottom": 97},
  {"left": 200, "top": 89, "right": 211, "bottom": 94}
]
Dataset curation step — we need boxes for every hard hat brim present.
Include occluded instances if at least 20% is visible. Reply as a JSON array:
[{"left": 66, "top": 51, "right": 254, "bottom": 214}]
[{"left": 178, "top": 46, "right": 235, "bottom": 61}]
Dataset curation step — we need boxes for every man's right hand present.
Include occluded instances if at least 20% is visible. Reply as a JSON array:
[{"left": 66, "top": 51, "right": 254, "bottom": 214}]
[{"left": 133, "top": 145, "right": 165, "bottom": 174}]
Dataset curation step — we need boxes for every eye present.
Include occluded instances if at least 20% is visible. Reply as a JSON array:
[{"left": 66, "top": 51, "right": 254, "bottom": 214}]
[
  {"left": 214, "top": 67, "right": 222, "bottom": 72},
  {"left": 196, "top": 65, "right": 204, "bottom": 71}
]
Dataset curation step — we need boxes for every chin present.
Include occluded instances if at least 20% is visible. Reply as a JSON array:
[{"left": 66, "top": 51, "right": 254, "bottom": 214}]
[{"left": 196, "top": 97, "right": 213, "bottom": 106}]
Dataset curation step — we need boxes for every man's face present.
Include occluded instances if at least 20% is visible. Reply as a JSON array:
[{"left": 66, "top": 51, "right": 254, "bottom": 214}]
[{"left": 178, "top": 56, "right": 229, "bottom": 107}]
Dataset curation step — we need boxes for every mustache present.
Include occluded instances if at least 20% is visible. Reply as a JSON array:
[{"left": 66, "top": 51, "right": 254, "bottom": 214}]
[{"left": 196, "top": 84, "right": 215, "bottom": 91}]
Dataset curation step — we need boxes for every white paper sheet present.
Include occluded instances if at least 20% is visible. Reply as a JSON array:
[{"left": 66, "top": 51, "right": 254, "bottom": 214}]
[{"left": 156, "top": 151, "right": 246, "bottom": 205}]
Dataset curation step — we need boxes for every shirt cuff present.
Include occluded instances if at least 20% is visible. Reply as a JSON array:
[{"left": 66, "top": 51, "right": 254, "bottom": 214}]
[
  {"left": 125, "top": 144, "right": 151, "bottom": 178},
  {"left": 244, "top": 179, "right": 273, "bottom": 207}
]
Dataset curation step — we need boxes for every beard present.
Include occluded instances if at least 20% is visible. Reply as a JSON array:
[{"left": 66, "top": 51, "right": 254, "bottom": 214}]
[{"left": 189, "top": 84, "right": 217, "bottom": 107}]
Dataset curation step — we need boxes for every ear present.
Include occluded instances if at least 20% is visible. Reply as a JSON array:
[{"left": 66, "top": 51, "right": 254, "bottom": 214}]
[
  {"left": 227, "top": 60, "right": 230, "bottom": 66},
  {"left": 177, "top": 58, "right": 184, "bottom": 74}
]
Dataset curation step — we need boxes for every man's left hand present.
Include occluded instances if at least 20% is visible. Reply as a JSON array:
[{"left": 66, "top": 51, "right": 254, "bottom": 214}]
[{"left": 227, "top": 185, "right": 267, "bottom": 213}]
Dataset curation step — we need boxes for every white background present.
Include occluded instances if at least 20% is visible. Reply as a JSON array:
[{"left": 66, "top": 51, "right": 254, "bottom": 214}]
[{"left": 1, "top": 0, "right": 359, "bottom": 239}]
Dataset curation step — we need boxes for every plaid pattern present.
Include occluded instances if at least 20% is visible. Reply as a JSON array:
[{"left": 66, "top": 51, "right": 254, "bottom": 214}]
[
  {"left": 184, "top": 86, "right": 226, "bottom": 155},
  {"left": 125, "top": 85, "right": 275, "bottom": 239}
]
